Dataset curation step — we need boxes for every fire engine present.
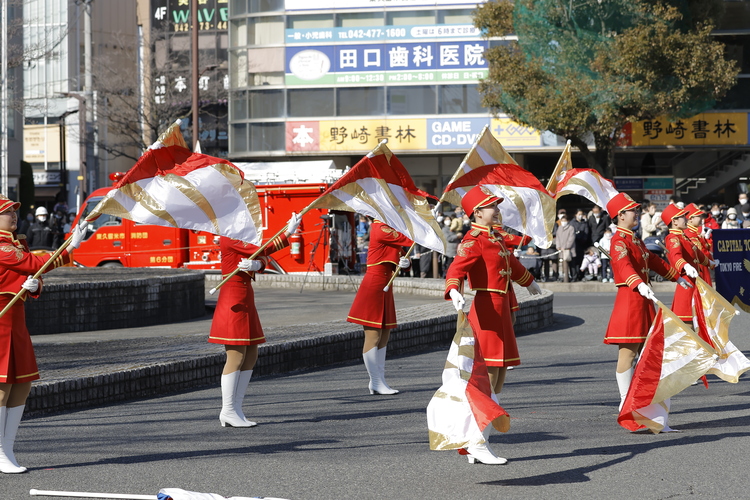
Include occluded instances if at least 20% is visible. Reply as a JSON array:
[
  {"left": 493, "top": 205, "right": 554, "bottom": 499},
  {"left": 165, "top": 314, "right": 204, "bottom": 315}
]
[{"left": 68, "top": 178, "right": 357, "bottom": 274}]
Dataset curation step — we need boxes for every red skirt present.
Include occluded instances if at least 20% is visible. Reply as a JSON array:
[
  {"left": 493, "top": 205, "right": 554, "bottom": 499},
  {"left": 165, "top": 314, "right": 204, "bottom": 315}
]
[
  {"left": 604, "top": 286, "right": 656, "bottom": 344},
  {"left": 347, "top": 264, "right": 397, "bottom": 329},
  {"left": 0, "top": 296, "right": 40, "bottom": 384},
  {"left": 208, "top": 278, "right": 266, "bottom": 346},
  {"left": 467, "top": 291, "right": 519, "bottom": 367},
  {"left": 671, "top": 276, "right": 695, "bottom": 322}
]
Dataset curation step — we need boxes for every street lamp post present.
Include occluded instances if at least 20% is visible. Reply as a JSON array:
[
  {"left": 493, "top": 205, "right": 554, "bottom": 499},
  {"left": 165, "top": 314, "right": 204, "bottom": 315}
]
[
  {"left": 57, "top": 93, "right": 87, "bottom": 210},
  {"left": 191, "top": 0, "right": 199, "bottom": 151}
]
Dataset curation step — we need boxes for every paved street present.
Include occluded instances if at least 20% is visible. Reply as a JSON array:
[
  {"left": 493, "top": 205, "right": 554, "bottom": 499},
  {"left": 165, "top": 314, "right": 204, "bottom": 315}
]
[{"left": 7, "top": 290, "right": 750, "bottom": 500}]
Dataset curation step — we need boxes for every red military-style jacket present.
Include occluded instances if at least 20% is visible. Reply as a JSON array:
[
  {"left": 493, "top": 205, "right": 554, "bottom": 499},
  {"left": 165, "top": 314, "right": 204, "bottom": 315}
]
[
  {"left": 684, "top": 224, "right": 713, "bottom": 285},
  {"left": 0, "top": 230, "right": 71, "bottom": 298},
  {"left": 610, "top": 227, "right": 678, "bottom": 289},
  {"left": 665, "top": 227, "right": 709, "bottom": 275},
  {"left": 365, "top": 221, "right": 412, "bottom": 267},
  {"left": 219, "top": 233, "right": 289, "bottom": 282},
  {"left": 445, "top": 223, "right": 533, "bottom": 298}
]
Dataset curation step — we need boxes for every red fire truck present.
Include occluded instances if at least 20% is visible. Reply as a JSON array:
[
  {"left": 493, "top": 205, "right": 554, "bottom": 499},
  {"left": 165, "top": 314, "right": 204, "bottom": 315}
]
[{"left": 68, "top": 182, "right": 357, "bottom": 274}]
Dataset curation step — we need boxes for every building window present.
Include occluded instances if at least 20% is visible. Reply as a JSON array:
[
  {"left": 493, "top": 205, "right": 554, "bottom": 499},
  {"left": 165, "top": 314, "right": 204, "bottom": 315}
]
[
  {"left": 386, "top": 10, "right": 435, "bottom": 26},
  {"left": 230, "top": 19, "right": 247, "bottom": 47},
  {"left": 231, "top": 91, "right": 248, "bottom": 120},
  {"left": 231, "top": 123, "right": 248, "bottom": 152},
  {"left": 249, "top": 90, "right": 284, "bottom": 118},
  {"left": 249, "top": 0, "right": 283, "bottom": 14},
  {"left": 288, "top": 88, "right": 334, "bottom": 117},
  {"left": 248, "top": 16, "right": 284, "bottom": 45},
  {"left": 438, "top": 9, "right": 474, "bottom": 25},
  {"left": 230, "top": 0, "right": 247, "bottom": 15},
  {"left": 250, "top": 123, "right": 284, "bottom": 151},
  {"left": 337, "top": 87, "right": 384, "bottom": 116},
  {"left": 388, "top": 86, "right": 437, "bottom": 115},
  {"left": 440, "top": 84, "right": 485, "bottom": 114},
  {"left": 287, "top": 14, "right": 334, "bottom": 29},
  {"left": 337, "top": 12, "right": 385, "bottom": 27}
]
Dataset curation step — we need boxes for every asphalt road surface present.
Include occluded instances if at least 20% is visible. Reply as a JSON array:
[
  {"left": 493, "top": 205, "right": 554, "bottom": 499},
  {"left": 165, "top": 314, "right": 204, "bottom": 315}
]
[{"left": 9, "top": 291, "right": 750, "bottom": 500}]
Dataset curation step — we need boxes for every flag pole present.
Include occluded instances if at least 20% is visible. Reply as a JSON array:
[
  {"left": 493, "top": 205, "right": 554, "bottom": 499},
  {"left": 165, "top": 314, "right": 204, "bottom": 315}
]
[
  {"left": 29, "top": 488, "right": 156, "bottom": 499},
  {"left": 208, "top": 203, "right": 321, "bottom": 295},
  {"left": 545, "top": 139, "right": 572, "bottom": 193},
  {"left": 381, "top": 130, "right": 481, "bottom": 293},
  {"left": 0, "top": 209, "right": 102, "bottom": 320}
]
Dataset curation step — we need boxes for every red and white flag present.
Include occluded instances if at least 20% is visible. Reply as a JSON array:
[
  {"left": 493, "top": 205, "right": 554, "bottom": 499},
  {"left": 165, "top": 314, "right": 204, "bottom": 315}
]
[
  {"left": 308, "top": 142, "right": 446, "bottom": 253},
  {"left": 90, "top": 123, "right": 262, "bottom": 244},
  {"left": 545, "top": 140, "right": 573, "bottom": 194},
  {"left": 618, "top": 303, "right": 718, "bottom": 433},
  {"left": 553, "top": 168, "right": 619, "bottom": 208},
  {"left": 693, "top": 278, "right": 750, "bottom": 383},
  {"left": 443, "top": 163, "right": 557, "bottom": 248},
  {"left": 427, "top": 311, "right": 510, "bottom": 450}
]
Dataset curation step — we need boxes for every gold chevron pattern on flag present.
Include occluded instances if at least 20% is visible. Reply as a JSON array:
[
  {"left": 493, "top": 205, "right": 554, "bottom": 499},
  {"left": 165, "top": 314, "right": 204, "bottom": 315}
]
[
  {"left": 427, "top": 311, "right": 509, "bottom": 451},
  {"left": 694, "top": 278, "right": 750, "bottom": 383},
  {"left": 545, "top": 140, "right": 573, "bottom": 193},
  {"left": 90, "top": 127, "right": 263, "bottom": 245},
  {"left": 443, "top": 126, "right": 517, "bottom": 207},
  {"left": 309, "top": 142, "right": 446, "bottom": 253},
  {"left": 619, "top": 302, "right": 718, "bottom": 433}
]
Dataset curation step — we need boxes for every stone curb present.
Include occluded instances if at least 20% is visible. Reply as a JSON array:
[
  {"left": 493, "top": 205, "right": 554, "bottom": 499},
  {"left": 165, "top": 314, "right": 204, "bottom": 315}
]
[{"left": 27, "top": 276, "right": 553, "bottom": 415}]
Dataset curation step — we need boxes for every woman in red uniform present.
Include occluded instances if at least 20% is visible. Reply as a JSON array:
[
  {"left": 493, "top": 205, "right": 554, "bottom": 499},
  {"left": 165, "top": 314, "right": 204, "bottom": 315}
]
[
  {"left": 445, "top": 186, "right": 542, "bottom": 465},
  {"left": 662, "top": 204, "right": 709, "bottom": 323},
  {"left": 347, "top": 219, "right": 412, "bottom": 395},
  {"left": 0, "top": 196, "right": 84, "bottom": 473},
  {"left": 683, "top": 203, "right": 716, "bottom": 286},
  {"left": 209, "top": 213, "right": 300, "bottom": 428},
  {"left": 604, "top": 194, "right": 687, "bottom": 413}
]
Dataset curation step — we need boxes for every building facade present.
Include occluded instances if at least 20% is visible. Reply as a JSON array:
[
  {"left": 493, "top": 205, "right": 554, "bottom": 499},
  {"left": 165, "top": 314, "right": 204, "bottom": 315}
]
[{"left": 227, "top": 0, "right": 750, "bottom": 207}]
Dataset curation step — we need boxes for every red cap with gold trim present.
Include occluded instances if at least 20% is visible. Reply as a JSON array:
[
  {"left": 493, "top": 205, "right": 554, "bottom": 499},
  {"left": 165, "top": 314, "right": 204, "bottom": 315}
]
[
  {"left": 0, "top": 195, "right": 20, "bottom": 214},
  {"left": 606, "top": 193, "right": 639, "bottom": 219},
  {"left": 661, "top": 203, "right": 689, "bottom": 226},
  {"left": 685, "top": 203, "right": 704, "bottom": 219},
  {"left": 461, "top": 185, "right": 502, "bottom": 215}
]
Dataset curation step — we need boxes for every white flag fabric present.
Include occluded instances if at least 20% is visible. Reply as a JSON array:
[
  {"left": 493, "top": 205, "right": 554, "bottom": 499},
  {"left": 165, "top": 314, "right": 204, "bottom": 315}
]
[
  {"left": 309, "top": 142, "right": 446, "bottom": 253},
  {"left": 90, "top": 125, "right": 262, "bottom": 245},
  {"left": 553, "top": 168, "right": 619, "bottom": 209},
  {"left": 158, "top": 488, "right": 288, "bottom": 500},
  {"left": 427, "top": 311, "right": 509, "bottom": 451},
  {"left": 693, "top": 278, "right": 750, "bottom": 383}
]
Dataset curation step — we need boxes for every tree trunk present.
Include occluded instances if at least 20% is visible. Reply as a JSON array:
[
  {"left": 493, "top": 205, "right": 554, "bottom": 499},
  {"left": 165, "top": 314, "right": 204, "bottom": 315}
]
[
  {"left": 569, "top": 137, "right": 601, "bottom": 174},
  {"left": 593, "top": 132, "right": 617, "bottom": 180}
]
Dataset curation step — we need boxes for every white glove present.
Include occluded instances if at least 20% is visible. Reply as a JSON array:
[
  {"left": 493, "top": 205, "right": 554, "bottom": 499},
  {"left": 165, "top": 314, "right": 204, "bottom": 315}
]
[
  {"left": 636, "top": 283, "right": 656, "bottom": 301},
  {"left": 287, "top": 212, "right": 302, "bottom": 235},
  {"left": 431, "top": 205, "right": 441, "bottom": 219},
  {"left": 398, "top": 257, "right": 410, "bottom": 269},
  {"left": 710, "top": 259, "right": 720, "bottom": 267},
  {"left": 676, "top": 277, "right": 693, "bottom": 289},
  {"left": 21, "top": 276, "right": 39, "bottom": 293},
  {"left": 237, "top": 258, "right": 262, "bottom": 272},
  {"left": 68, "top": 221, "right": 89, "bottom": 250},
  {"left": 449, "top": 289, "right": 465, "bottom": 311},
  {"left": 527, "top": 281, "right": 542, "bottom": 295},
  {"left": 703, "top": 227, "right": 712, "bottom": 238},
  {"left": 683, "top": 263, "right": 699, "bottom": 279}
]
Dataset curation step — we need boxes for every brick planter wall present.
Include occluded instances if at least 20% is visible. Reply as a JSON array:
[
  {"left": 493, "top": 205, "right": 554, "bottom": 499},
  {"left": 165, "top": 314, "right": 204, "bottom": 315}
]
[{"left": 25, "top": 268, "right": 205, "bottom": 335}]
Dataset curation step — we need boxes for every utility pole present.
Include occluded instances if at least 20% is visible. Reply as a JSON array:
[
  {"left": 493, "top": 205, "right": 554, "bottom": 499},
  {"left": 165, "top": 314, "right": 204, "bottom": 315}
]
[
  {"left": 83, "top": 0, "right": 93, "bottom": 193},
  {"left": 191, "top": 0, "right": 199, "bottom": 151},
  {"left": 1, "top": 0, "right": 8, "bottom": 197}
]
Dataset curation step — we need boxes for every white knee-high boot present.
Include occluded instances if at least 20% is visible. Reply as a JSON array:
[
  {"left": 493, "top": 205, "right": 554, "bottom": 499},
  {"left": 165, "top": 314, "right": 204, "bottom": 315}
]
[
  {"left": 219, "top": 371, "right": 252, "bottom": 428},
  {"left": 363, "top": 348, "right": 397, "bottom": 395},
  {"left": 616, "top": 368, "right": 633, "bottom": 411},
  {"left": 376, "top": 347, "right": 398, "bottom": 394},
  {"left": 234, "top": 370, "right": 257, "bottom": 427},
  {"left": 466, "top": 425, "right": 507, "bottom": 465},
  {"left": 0, "top": 406, "right": 26, "bottom": 473}
]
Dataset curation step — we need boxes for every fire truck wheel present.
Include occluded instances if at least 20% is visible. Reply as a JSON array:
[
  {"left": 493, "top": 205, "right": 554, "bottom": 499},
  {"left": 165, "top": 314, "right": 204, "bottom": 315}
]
[{"left": 100, "top": 262, "right": 124, "bottom": 268}]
